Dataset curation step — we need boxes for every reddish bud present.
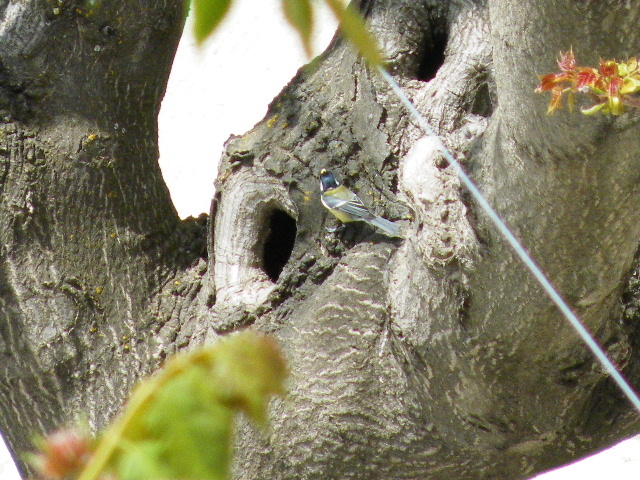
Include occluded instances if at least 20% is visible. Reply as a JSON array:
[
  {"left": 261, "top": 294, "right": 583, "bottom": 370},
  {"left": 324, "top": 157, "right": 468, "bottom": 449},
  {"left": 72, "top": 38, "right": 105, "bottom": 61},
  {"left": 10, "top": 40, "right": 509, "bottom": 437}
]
[{"left": 30, "top": 427, "right": 93, "bottom": 479}]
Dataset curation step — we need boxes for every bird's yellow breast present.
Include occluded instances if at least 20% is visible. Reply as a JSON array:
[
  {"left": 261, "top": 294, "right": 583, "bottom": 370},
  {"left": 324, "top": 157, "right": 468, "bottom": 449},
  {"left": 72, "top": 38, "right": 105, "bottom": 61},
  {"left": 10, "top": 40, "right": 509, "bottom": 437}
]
[
  {"left": 327, "top": 207, "right": 355, "bottom": 223},
  {"left": 321, "top": 186, "right": 356, "bottom": 223}
]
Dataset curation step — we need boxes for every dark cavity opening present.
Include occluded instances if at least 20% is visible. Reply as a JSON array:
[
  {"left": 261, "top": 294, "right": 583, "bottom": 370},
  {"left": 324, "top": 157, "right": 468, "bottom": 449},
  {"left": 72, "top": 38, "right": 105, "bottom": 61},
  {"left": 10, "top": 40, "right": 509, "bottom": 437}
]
[
  {"left": 416, "top": 29, "right": 449, "bottom": 82},
  {"left": 263, "top": 209, "right": 297, "bottom": 282},
  {"left": 470, "top": 80, "right": 494, "bottom": 118}
]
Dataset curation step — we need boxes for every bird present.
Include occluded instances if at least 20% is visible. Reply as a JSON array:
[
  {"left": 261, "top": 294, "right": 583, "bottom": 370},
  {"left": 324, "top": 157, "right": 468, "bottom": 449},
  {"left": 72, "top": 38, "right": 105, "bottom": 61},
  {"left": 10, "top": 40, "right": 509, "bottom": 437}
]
[{"left": 319, "top": 169, "right": 401, "bottom": 237}]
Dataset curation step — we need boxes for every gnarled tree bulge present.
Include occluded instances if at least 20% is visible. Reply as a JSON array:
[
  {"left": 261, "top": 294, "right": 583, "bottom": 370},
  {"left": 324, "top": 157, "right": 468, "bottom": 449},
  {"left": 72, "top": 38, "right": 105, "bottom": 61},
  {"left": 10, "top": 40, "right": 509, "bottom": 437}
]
[{"left": 2, "top": 0, "right": 640, "bottom": 479}]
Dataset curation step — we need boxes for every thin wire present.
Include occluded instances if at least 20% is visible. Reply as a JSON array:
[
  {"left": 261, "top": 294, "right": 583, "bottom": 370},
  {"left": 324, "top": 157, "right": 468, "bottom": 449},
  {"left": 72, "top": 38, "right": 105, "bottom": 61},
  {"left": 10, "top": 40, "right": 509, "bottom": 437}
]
[{"left": 376, "top": 65, "right": 640, "bottom": 414}]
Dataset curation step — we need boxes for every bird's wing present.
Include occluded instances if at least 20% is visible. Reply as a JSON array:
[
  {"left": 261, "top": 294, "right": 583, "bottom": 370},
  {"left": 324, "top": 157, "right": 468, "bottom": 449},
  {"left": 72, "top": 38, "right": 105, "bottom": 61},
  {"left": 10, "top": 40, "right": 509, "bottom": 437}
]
[
  {"left": 323, "top": 188, "right": 374, "bottom": 220},
  {"left": 338, "top": 199, "right": 375, "bottom": 219}
]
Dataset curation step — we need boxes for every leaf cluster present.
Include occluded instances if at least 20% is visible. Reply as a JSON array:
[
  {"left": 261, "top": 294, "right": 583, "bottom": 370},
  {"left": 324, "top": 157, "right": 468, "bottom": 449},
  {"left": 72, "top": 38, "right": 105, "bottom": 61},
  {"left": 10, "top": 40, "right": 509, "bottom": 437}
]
[
  {"left": 537, "top": 49, "right": 640, "bottom": 115},
  {"left": 191, "top": 0, "right": 384, "bottom": 67},
  {"left": 28, "top": 331, "right": 287, "bottom": 480}
]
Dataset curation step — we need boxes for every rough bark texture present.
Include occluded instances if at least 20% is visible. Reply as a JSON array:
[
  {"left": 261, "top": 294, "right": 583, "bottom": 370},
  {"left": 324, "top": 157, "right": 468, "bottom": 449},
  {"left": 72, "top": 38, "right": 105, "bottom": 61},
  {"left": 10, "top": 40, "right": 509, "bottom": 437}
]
[
  {"left": 0, "top": 0, "right": 197, "bottom": 467},
  {"left": 2, "top": 0, "right": 640, "bottom": 479}
]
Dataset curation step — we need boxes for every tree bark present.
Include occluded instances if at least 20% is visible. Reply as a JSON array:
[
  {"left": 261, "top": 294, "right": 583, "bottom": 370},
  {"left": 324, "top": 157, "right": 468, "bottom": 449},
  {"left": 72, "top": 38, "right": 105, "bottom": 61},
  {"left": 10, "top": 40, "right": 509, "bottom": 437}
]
[
  {"left": 0, "top": 0, "right": 197, "bottom": 470},
  {"left": 2, "top": 0, "right": 640, "bottom": 479}
]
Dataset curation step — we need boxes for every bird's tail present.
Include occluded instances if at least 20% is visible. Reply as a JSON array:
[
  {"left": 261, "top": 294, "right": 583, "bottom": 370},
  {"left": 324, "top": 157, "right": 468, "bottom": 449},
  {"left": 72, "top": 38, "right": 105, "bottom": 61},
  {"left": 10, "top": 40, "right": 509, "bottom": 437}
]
[{"left": 366, "top": 215, "right": 402, "bottom": 237}]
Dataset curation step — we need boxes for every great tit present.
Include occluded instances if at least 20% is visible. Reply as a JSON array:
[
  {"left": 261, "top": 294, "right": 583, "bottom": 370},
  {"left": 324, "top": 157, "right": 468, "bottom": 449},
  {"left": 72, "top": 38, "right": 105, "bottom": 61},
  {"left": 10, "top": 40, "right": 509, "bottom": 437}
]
[{"left": 319, "top": 169, "right": 401, "bottom": 237}]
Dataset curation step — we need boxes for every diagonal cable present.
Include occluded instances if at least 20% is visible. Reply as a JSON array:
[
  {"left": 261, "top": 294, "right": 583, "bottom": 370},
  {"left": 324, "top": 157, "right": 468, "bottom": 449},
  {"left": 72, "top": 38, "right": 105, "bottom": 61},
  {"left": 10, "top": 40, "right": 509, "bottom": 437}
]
[{"left": 376, "top": 65, "right": 640, "bottom": 414}]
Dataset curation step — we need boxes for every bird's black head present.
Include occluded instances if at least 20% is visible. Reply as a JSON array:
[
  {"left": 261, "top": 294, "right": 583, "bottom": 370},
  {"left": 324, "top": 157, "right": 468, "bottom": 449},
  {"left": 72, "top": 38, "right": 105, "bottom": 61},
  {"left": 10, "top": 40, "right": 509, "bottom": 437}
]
[{"left": 319, "top": 169, "right": 339, "bottom": 191}]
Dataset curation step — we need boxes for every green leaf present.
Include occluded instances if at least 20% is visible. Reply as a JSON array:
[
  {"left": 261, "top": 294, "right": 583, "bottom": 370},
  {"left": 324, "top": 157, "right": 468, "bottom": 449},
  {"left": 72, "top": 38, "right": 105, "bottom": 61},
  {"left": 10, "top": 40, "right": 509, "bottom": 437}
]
[
  {"left": 609, "top": 96, "right": 623, "bottom": 115},
  {"left": 114, "top": 367, "right": 234, "bottom": 480},
  {"left": 323, "top": 0, "right": 385, "bottom": 67},
  {"left": 193, "top": 0, "right": 234, "bottom": 44},
  {"left": 210, "top": 331, "right": 288, "bottom": 424},
  {"left": 113, "top": 441, "right": 167, "bottom": 480},
  {"left": 620, "top": 76, "right": 640, "bottom": 95},
  {"left": 282, "top": 0, "right": 315, "bottom": 58},
  {"left": 76, "top": 331, "right": 287, "bottom": 480},
  {"left": 581, "top": 102, "right": 606, "bottom": 115}
]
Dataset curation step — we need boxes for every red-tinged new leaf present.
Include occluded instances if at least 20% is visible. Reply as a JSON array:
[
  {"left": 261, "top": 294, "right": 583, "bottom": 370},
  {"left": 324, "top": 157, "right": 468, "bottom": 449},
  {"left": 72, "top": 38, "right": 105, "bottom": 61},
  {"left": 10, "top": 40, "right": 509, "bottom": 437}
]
[
  {"left": 557, "top": 48, "right": 576, "bottom": 71},
  {"left": 536, "top": 74, "right": 557, "bottom": 92},
  {"left": 599, "top": 60, "right": 618, "bottom": 77},
  {"left": 282, "top": 0, "right": 314, "bottom": 58},
  {"left": 607, "top": 76, "right": 623, "bottom": 97},
  {"left": 193, "top": 0, "right": 233, "bottom": 44},
  {"left": 547, "top": 87, "right": 565, "bottom": 114},
  {"left": 323, "top": 0, "right": 385, "bottom": 67},
  {"left": 576, "top": 68, "right": 598, "bottom": 89}
]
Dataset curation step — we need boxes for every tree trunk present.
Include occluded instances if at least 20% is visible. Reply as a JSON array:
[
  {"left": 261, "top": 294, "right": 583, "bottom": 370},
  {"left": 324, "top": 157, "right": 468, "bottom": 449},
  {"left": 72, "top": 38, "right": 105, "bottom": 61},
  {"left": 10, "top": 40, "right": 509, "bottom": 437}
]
[{"left": 2, "top": 0, "right": 640, "bottom": 479}]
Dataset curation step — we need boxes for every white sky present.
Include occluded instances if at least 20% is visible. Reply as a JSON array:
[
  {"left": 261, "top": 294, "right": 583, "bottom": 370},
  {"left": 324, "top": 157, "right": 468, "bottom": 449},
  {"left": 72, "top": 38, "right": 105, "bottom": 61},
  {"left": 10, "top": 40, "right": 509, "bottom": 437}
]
[
  {"left": 1, "top": 1, "right": 639, "bottom": 478},
  {"left": 158, "top": 0, "right": 337, "bottom": 218}
]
